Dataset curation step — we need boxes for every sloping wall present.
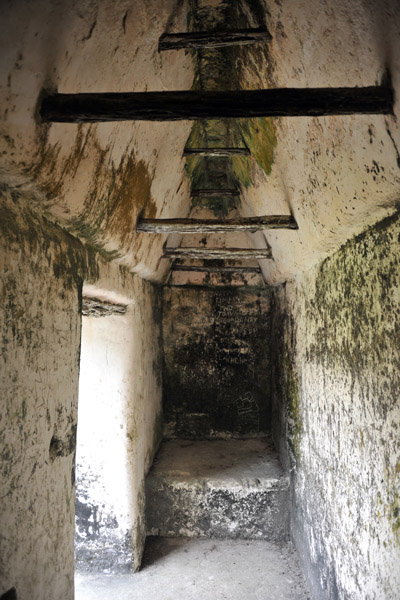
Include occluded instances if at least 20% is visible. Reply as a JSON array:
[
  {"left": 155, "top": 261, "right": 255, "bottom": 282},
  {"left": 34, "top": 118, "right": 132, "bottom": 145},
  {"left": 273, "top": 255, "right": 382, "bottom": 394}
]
[
  {"left": 0, "top": 0, "right": 193, "bottom": 281},
  {"left": 272, "top": 213, "right": 400, "bottom": 599}
]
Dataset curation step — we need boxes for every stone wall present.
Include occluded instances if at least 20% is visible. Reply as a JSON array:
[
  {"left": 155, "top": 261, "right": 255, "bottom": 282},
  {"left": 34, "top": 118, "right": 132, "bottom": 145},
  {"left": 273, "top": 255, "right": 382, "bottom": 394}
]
[
  {"left": 162, "top": 286, "right": 272, "bottom": 438},
  {"left": 0, "top": 189, "right": 89, "bottom": 600},
  {"left": 272, "top": 212, "right": 400, "bottom": 599},
  {"left": 0, "top": 188, "right": 163, "bottom": 598}
]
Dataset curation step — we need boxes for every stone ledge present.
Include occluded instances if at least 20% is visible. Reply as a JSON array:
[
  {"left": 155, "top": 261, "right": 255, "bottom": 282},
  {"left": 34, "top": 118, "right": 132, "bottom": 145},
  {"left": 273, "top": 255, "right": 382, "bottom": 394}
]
[{"left": 146, "top": 439, "right": 290, "bottom": 541}]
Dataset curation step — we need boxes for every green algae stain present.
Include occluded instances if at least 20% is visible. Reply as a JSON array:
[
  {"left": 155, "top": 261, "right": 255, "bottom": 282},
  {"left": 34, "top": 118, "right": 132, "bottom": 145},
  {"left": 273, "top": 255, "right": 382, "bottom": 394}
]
[
  {"left": 376, "top": 484, "right": 400, "bottom": 547},
  {"left": 283, "top": 356, "right": 302, "bottom": 463},
  {"left": 184, "top": 115, "right": 277, "bottom": 205},
  {"left": 28, "top": 123, "right": 93, "bottom": 201},
  {"left": 185, "top": 112, "right": 277, "bottom": 199},
  {"left": 238, "top": 117, "right": 277, "bottom": 177},
  {"left": 192, "top": 194, "right": 234, "bottom": 216},
  {"left": 184, "top": 121, "right": 204, "bottom": 184},
  {"left": 184, "top": 1, "right": 277, "bottom": 208},
  {"left": 28, "top": 114, "right": 157, "bottom": 262},
  {"left": 68, "top": 150, "right": 155, "bottom": 259},
  {"left": 388, "top": 460, "right": 400, "bottom": 545},
  {"left": 391, "top": 493, "right": 400, "bottom": 539}
]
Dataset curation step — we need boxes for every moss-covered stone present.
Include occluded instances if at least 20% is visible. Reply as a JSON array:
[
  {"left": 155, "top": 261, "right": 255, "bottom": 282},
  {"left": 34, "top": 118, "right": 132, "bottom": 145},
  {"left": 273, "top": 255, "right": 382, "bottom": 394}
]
[
  {"left": 282, "top": 355, "right": 302, "bottom": 464},
  {"left": 277, "top": 211, "right": 400, "bottom": 598}
]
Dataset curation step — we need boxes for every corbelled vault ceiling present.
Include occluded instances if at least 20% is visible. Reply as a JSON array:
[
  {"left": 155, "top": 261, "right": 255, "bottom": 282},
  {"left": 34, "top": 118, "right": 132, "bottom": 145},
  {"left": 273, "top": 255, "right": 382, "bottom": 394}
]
[{"left": 1, "top": 0, "right": 399, "bottom": 285}]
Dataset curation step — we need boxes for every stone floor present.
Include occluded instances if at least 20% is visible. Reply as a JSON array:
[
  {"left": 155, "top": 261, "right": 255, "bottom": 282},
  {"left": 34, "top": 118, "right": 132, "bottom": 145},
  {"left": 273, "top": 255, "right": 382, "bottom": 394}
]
[{"left": 75, "top": 537, "right": 310, "bottom": 600}]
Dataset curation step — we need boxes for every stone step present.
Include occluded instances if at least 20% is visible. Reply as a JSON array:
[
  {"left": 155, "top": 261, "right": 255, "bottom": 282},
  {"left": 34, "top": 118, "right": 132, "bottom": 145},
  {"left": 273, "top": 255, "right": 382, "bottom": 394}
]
[{"left": 146, "top": 438, "right": 290, "bottom": 542}]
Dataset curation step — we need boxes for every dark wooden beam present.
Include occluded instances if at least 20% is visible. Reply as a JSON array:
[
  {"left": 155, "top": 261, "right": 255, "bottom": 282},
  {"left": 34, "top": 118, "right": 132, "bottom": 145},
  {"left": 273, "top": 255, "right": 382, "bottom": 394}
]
[
  {"left": 191, "top": 189, "right": 240, "bottom": 199},
  {"left": 137, "top": 215, "right": 298, "bottom": 233},
  {"left": 173, "top": 265, "right": 261, "bottom": 273},
  {"left": 158, "top": 28, "right": 272, "bottom": 51},
  {"left": 163, "top": 247, "right": 272, "bottom": 259},
  {"left": 40, "top": 86, "right": 393, "bottom": 123},
  {"left": 183, "top": 147, "right": 251, "bottom": 157}
]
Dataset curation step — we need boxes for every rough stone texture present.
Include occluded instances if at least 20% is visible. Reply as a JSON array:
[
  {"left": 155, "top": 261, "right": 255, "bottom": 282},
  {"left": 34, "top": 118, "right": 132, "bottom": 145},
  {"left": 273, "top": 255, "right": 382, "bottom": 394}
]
[
  {"left": 146, "top": 439, "right": 289, "bottom": 541},
  {"left": 272, "top": 212, "right": 400, "bottom": 599},
  {"left": 75, "top": 538, "right": 310, "bottom": 600},
  {"left": 162, "top": 286, "right": 272, "bottom": 438},
  {"left": 0, "top": 188, "right": 164, "bottom": 597},
  {"left": 75, "top": 277, "right": 163, "bottom": 573},
  {"left": 1, "top": 0, "right": 400, "bottom": 284},
  {"left": 0, "top": 0, "right": 194, "bottom": 281},
  {"left": 183, "top": 0, "right": 400, "bottom": 284},
  {"left": 0, "top": 189, "right": 88, "bottom": 600},
  {"left": 1, "top": 1, "right": 400, "bottom": 597}
]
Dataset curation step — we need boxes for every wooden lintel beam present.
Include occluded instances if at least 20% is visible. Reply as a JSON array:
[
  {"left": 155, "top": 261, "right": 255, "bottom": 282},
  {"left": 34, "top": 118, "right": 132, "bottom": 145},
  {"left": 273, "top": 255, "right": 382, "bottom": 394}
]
[
  {"left": 158, "top": 28, "right": 272, "bottom": 51},
  {"left": 191, "top": 189, "right": 239, "bottom": 198},
  {"left": 163, "top": 247, "right": 272, "bottom": 259},
  {"left": 137, "top": 215, "right": 298, "bottom": 233},
  {"left": 183, "top": 147, "right": 251, "bottom": 157},
  {"left": 173, "top": 265, "right": 261, "bottom": 273},
  {"left": 40, "top": 86, "right": 393, "bottom": 123}
]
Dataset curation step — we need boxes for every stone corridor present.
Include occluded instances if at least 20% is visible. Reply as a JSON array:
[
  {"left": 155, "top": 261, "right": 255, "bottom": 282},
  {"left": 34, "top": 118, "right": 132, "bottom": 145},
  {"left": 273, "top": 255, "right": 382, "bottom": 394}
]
[{"left": 1, "top": 1, "right": 400, "bottom": 599}]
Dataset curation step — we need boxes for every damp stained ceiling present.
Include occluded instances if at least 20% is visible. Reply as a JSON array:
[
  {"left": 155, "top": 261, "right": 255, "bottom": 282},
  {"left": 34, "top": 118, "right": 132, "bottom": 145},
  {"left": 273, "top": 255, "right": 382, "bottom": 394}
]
[{"left": 1, "top": 0, "right": 400, "bottom": 285}]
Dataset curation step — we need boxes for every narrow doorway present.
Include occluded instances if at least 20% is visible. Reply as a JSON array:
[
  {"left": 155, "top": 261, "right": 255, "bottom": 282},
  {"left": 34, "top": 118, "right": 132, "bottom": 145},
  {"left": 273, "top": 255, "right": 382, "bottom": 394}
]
[{"left": 74, "top": 296, "right": 137, "bottom": 577}]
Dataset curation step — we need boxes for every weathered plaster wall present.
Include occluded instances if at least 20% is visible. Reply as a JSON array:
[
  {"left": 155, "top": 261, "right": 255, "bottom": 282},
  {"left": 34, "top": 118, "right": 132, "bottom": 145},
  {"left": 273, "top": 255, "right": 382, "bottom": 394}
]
[
  {"left": 238, "top": 0, "right": 400, "bottom": 284},
  {"left": 272, "top": 213, "right": 400, "bottom": 599},
  {"left": 0, "top": 188, "right": 90, "bottom": 600},
  {"left": 0, "top": 187, "right": 163, "bottom": 597},
  {"left": 162, "top": 286, "right": 272, "bottom": 438},
  {"left": 75, "top": 278, "right": 163, "bottom": 573}
]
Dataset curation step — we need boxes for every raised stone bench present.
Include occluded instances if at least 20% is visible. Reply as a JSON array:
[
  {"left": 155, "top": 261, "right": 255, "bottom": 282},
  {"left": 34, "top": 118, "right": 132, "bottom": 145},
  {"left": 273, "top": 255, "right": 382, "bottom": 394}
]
[{"left": 146, "top": 438, "right": 290, "bottom": 542}]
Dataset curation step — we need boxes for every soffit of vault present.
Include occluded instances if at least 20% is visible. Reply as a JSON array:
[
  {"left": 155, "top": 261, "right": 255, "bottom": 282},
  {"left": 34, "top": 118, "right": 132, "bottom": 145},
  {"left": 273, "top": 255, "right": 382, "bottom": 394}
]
[{"left": 1, "top": 0, "right": 399, "bottom": 285}]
